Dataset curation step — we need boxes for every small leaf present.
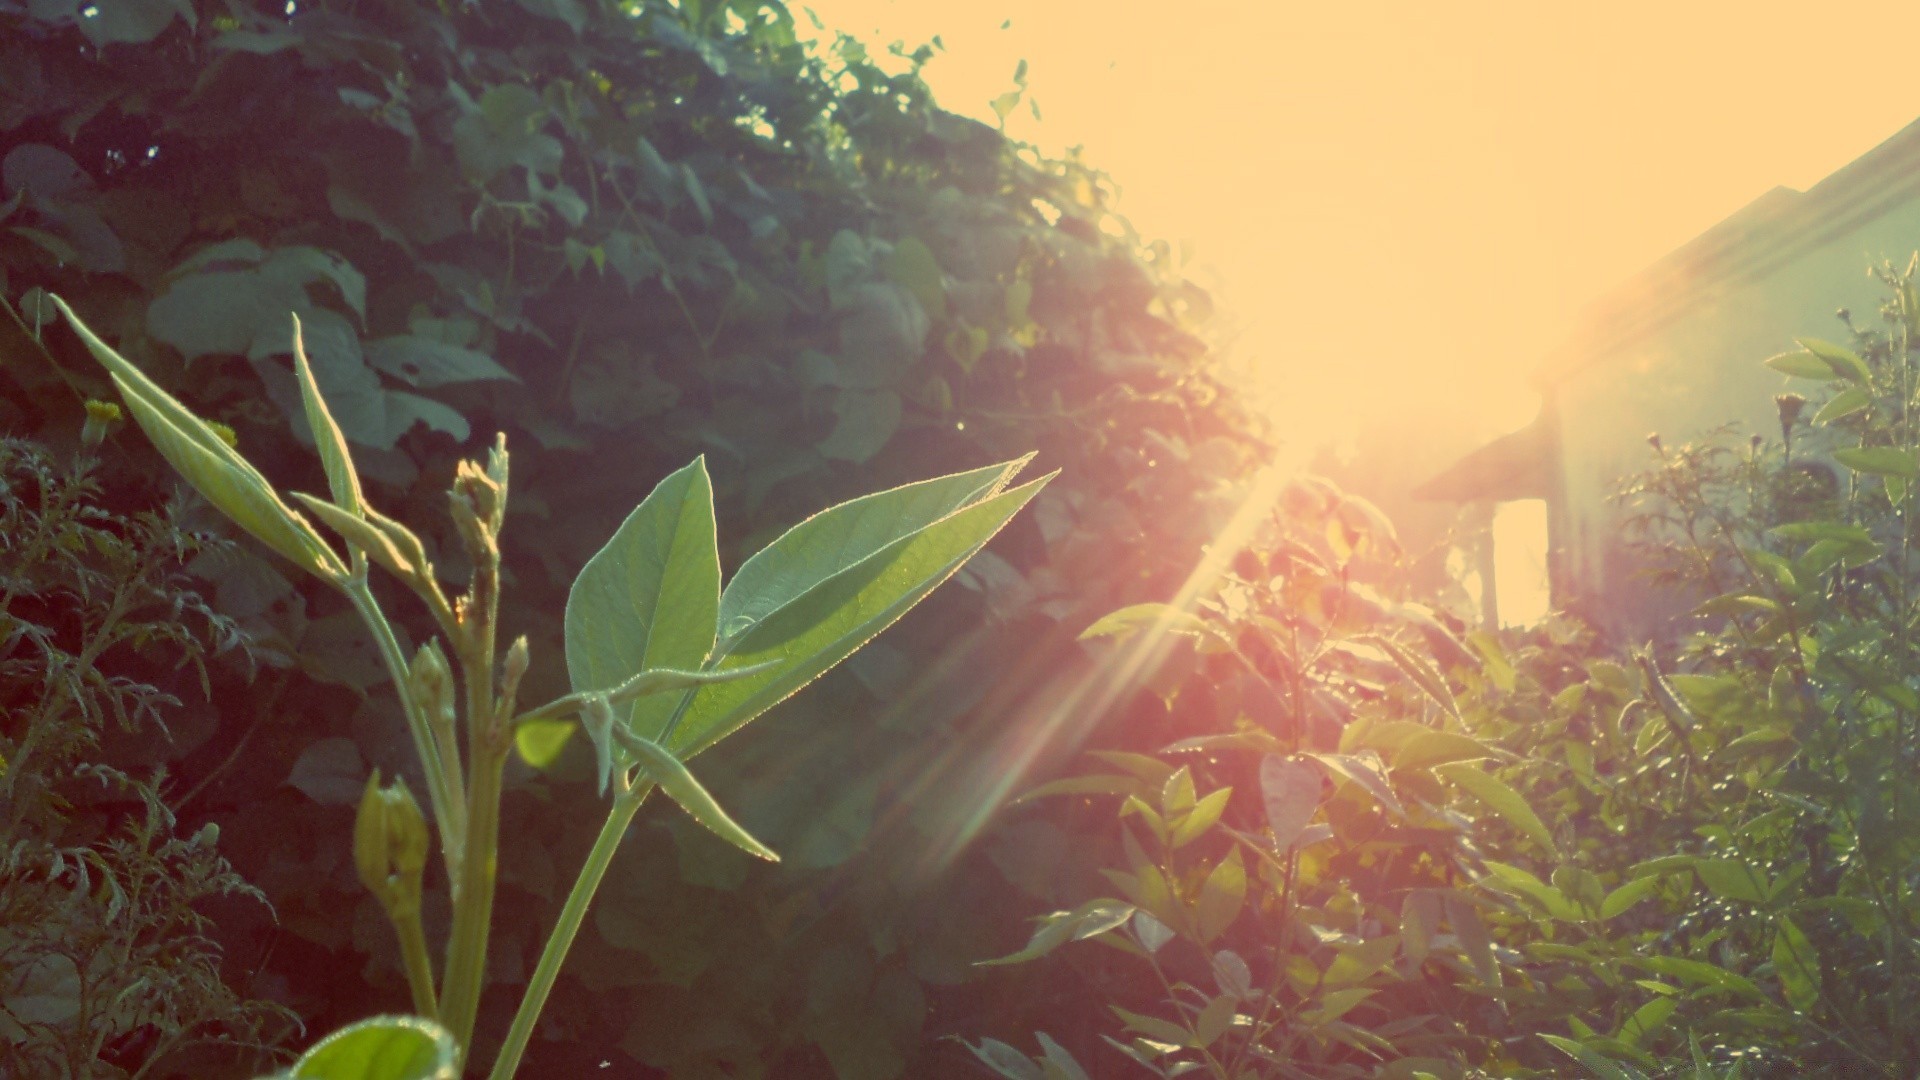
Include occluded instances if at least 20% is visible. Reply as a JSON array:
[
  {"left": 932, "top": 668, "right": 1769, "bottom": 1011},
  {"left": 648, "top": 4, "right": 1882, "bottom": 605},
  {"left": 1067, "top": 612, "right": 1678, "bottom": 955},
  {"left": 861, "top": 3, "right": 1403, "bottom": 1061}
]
[
  {"left": 614, "top": 730, "right": 777, "bottom": 861},
  {"left": 1812, "top": 386, "right": 1870, "bottom": 425},
  {"left": 1690, "top": 857, "right": 1768, "bottom": 904},
  {"left": 1192, "top": 995, "right": 1236, "bottom": 1047},
  {"left": 1598, "top": 876, "right": 1661, "bottom": 921},
  {"left": 513, "top": 718, "right": 574, "bottom": 769},
  {"left": 1436, "top": 762, "right": 1557, "bottom": 856},
  {"left": 1033, "top": 1033, "right": 1088, "bottom": 1080},
  {"left": 1080, "top": 602, "right": 1211, "bottom": 641},
  {"left": 1193, "top": 848, "right": 1246, "bottom": 944},
  {"left": 1797, "top": 337, "right": 1871, "bottom": 382},
  {"left": 1833, "top": 446, "right": 1919, "bottom": 478},
  {"left": 285, "top": 738, "right": 365, "bottom": 805},
  {"left": 1132, "top": 911, "right": 1174, "bottom": 954},
  {"left": 1764, "top": 350, "right": 1841, "bottom": 381},
  {"left": 1258, "top": 756, "right": 1321, "bottom": 848},
  {"left": 1304, "top": 752, "right": 1404, "bottom": 817},
  {"left": 1444, "top": 892, "right": 1498, "bottom": 985},
  {"left": 960, "top": 1039, "right": 1042, "bottom": 1080},
  {"left": 1212, "top": 950, "right": 1253, "bottom": 998},
  {"left": 1361, "top": 634, "right": 1459, "bottom": 719},
  {"left": 1777, "top": 917, "right": 1825, "bottom": 1008},
  {"left": 1168, "top": 787, "right": 1231, "bottom": 848},
  {"left": 276, "top": 1015, "right": 458, "bottom": 1079},
  {"left": 1539, "top": 1034, "right": 1650, "bottom": 1080},
  {"left": 288, "top": 314, "right": 363, "bottom": 520}
]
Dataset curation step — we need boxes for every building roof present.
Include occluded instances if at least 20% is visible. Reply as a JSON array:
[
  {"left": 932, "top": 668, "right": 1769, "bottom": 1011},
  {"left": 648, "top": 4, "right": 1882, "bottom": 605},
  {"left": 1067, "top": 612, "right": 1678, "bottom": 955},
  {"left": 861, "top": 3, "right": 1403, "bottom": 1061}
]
[
  {"left": 1420, "top": 115, "right": 1920, "bottom": 505},
  {"left": 1538, "top": 116, "right": 1920, "bottom": 385},
  {"left": 1410, "top": 408, "right": 1554, "bottom": 502}
]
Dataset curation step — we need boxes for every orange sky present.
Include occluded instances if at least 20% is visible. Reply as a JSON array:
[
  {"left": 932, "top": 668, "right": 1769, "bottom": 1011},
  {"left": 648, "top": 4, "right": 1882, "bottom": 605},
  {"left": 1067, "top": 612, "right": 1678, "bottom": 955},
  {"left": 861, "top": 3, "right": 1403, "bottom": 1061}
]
[{"left": 802, "top": 0, "right": 1920, "bottom": 458}]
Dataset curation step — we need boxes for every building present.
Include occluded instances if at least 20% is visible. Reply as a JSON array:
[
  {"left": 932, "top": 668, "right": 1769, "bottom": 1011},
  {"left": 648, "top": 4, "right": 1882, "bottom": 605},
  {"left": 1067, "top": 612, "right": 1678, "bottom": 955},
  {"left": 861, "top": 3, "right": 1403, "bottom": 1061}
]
[{"left": 1417, "top": 117, "right": 1920, "bottom": 636}]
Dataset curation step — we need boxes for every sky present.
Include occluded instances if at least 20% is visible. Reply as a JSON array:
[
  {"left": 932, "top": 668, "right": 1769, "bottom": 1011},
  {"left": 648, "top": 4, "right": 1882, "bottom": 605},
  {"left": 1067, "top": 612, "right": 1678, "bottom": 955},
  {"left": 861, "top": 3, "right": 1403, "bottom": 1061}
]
[{"left": 799, "top": 0, "right": 1920, "bottom": 458}]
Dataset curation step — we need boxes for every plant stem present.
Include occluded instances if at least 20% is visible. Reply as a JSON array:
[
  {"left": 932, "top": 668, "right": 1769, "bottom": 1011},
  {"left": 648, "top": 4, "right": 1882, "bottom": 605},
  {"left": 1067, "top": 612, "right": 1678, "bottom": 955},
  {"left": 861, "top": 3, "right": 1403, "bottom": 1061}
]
[
  {"left": 345, "top": 579, "right": 462, "bottom": 876},
  {"left": 391, "top": 903, "right": 439, "bottom": 1020},
  {"left": 488, "top": 781, "right": 653, "bottom": 1080},
  {"left": 440, "top": 537, "right": 504, "bottom": 1070},
  {"left": 440, "top": 745, "right": 504, "bottom": 1068}
]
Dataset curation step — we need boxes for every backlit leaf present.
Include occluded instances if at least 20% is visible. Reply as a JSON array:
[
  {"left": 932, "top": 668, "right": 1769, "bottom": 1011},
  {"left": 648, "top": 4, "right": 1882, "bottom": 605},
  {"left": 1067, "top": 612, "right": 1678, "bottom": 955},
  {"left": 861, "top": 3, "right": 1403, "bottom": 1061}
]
[
  {"left": 275, "top": 1015, "right": 458, "bottom": 1079},
  {"left": 1436, "top": 762, "right": 1557, "bottom": 857},
  {"left": 565, "top": 458, "right": 720, "bottom": 741},
  {"left": 671, "top": 464, "right": 1048, "bottom": 757}
]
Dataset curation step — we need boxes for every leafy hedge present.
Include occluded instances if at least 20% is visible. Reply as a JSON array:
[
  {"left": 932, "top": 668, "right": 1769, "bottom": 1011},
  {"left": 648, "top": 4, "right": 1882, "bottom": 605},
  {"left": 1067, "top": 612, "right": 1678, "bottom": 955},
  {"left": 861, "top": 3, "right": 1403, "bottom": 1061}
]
[{"left": 1, "top": 0, "right": 1264, "bottom": 1073}]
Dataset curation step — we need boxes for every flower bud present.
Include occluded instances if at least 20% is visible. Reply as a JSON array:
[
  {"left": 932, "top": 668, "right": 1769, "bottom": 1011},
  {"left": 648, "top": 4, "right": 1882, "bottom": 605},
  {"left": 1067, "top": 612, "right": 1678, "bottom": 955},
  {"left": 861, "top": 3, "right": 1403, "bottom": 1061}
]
[
  {"left": 1776, "top": 393, "right": 1807, "bottom": 438},
  {"left": 408, "top": 640, "right": 456, "bottom": 733},
  {"left": 81, "top": 399, "right": 122, "bottom": 448},
  {"left": 355, "top": 769, "right": 430, "bottom": 910}
]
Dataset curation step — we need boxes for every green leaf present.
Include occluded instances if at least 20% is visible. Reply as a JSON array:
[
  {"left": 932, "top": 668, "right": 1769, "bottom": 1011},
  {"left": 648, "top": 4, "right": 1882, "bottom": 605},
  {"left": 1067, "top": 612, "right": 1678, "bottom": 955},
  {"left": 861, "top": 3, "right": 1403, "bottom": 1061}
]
[
  {"left": 1832, "top": 446, "right": 1918, "bottom": 478},
  {"left": 1689, "top": 856, "right": 1768, "bottom": 904},
  {"left": 291, "top": 315, "right": 363, "bottom": 517},
  {"left": 513, "top": 718, "right": 574, "bottom": 769},
  {"left": 1539, "top": 1034, "right": 1650, "bottom": 1080},
  {"left": 1079, "top": 602, "right": 1211, "bottom": 641},
  {"left": 1193, "top": 848, "right": 1246, "bottom": 944},
  {"left": 816, "top": 388, "right": 902, "bottom": 463},
  {"left": 1258, "top": 755, "right": 1320, "bottom": 849},
  {"left": 274, "top": 1015, "right": 458, "bottom": 1079},
  {"left": 886, "top": 236, "right": 947, "bottom": 318},
  {"left": 565, "top": 459, "right": 721, "bottom": 741},
  {"left": 363, "top": 336, "right": 516, "bottom": 388},
  {"left": 1436, "top": 762, "right": 1557, "bottom": 857},
  {"left": 1769, "top": 521, "right": 1873, "bottom": 544},
  {"left": 54, "top": 297, "right": 343, "bottom": 579},
  {"left": 1300, "top": 987, "right": 1375, "bottom": 1026},
  {"left": 671, "top": 463, "right": 1047, "bottom": 757},
  {"left": 1444, "top": 892, "right": 1498, "bottom": 985},
  {"left": 614, "top": 730, "right": 777, "bottom": 860},
  {"left": 1304, "top": 752, "right": 1404, "bottom": 817},
  {"left": 1772, "top": 916, "right": 1821, "bottom": 1012},
  {"left": 961, "top": 1039, "right": 1042, "bottom": 1080},
  {"left": 1598, "top": 876, "right": 1661, "bottom": 921},
  {"left": 1797, "top": 337, "right": 1871, "bottom": 382},
  {"left": 978, "top": 899, "right": 1134, "bottom": 966},
  {"left": 1192, "top": 994, "right": 1237, "bottom": 1047},
  {"left": 1812, "top": 386, "right": 1871, "bottom": 425},
  {"left": 1034, "top": 1033, "right": 1088, "bottom": 1080},
  {"left": 1168, "top": 786, "right": 1231, "bottom": 848},
  {"left": 1362, "top": 634, "right": 1459, "bottom": 719},
  {"left": 1391, "top": 730, "right": 1492, "bottom": 771},
  {"left": 1764, "top": 350, "right": 1841, "bottom": 381}
]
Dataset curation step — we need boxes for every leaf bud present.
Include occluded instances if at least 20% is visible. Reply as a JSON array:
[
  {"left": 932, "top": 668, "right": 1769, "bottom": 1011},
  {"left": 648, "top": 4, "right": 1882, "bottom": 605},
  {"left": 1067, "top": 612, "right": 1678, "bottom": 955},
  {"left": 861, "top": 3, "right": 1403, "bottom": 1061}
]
[{"left": 408, "top": 640, "right": 457, "bottom": 733}]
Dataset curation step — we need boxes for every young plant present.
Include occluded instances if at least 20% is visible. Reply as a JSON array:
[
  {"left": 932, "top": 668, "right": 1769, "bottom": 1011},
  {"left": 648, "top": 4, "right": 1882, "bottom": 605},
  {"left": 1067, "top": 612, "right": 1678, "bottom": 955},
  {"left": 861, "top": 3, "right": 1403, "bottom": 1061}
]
[{"left": 51, "top": 296, "right": 1049, "bottom": 1078}]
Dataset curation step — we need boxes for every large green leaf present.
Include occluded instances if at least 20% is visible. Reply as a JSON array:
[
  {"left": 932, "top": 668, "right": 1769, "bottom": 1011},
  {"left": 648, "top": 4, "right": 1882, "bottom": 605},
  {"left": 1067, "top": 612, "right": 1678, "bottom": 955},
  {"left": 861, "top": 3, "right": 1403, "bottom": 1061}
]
[
  {"left": 1437, "top": 761, "right": 1558, "bottom": 857},
  {"left": 565, "top": 458, "right": 721, "bottom": 741},
  {"left": 671, "top": 468, "right": 1050, "bottom": 756},
  {"left": 714, "top": 457, "right": 1028, "bottom": 647},
  {"left": 269, "top": 1015, "right": 458, "bottom": 1080}
]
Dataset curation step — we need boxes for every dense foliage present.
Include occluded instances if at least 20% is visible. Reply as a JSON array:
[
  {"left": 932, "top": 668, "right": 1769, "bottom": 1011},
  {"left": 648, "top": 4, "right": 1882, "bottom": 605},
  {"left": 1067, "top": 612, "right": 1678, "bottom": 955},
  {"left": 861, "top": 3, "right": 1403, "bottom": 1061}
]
[
  {"left": 2, "top": 0, "right": 1259, "bottom": 1074},
  {"left": 967, "top": 268, "right": 1920, "bottom": 1079},
  {"left": 0, "top": 437, "right": 293, "bottom": 1078}
]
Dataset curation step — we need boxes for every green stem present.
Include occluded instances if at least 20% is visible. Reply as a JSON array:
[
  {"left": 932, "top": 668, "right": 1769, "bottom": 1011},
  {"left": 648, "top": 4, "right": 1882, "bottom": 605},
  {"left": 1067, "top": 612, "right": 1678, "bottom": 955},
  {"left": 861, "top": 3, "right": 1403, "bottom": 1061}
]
[
  {"left": 390, "top": 902, "right": 439, "bottom": 1020},
  {"left": 440, "top": 746, "right": 504, "bottom": 1068},
  {"left": 345, "top": 579, "right": 464, "bottom": 881},
  {"left": 488, "top": 782, "right": 652, "bottom": 1080}
]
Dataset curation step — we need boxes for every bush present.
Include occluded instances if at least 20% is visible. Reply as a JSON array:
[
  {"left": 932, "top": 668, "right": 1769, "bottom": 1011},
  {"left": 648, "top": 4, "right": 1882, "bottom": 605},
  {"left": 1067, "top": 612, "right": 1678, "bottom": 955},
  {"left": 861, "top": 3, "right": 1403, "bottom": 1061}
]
[{"left": 0, "top": 437, "right": 294, "bottom": 1078}]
